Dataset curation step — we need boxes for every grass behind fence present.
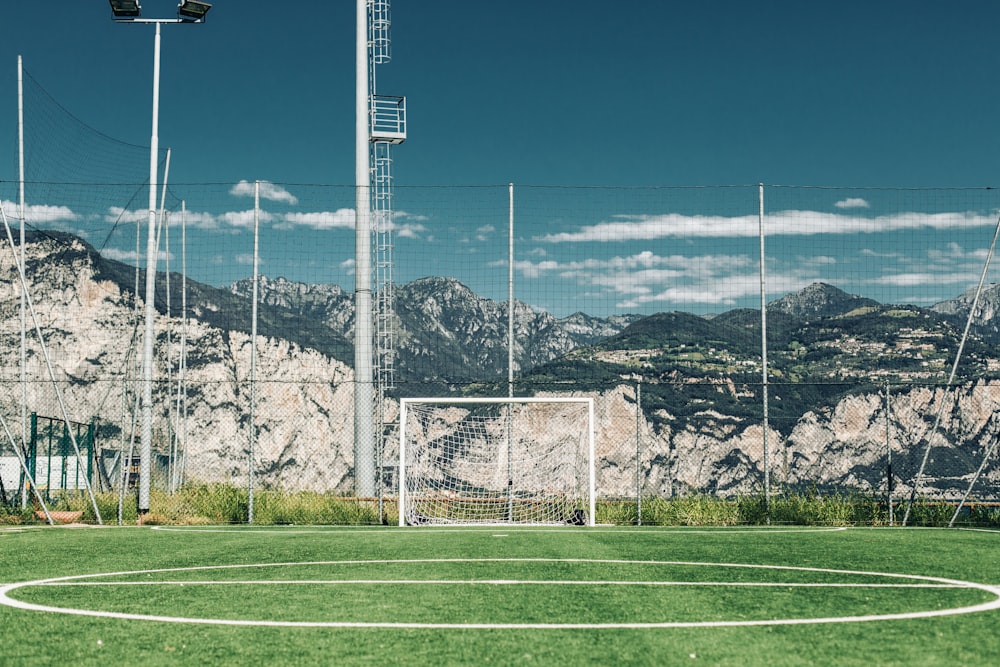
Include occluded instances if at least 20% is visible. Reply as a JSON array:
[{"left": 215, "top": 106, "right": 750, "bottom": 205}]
[{"left": 3, "top": 485, "right": 997, "bottom": 527}]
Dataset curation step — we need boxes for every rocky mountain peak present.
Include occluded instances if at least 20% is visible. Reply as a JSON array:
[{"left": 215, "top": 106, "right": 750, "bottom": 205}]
[
  {"left": 769, "top": 282, "right": 880, "bottom": 318},
  {"left": 932, "top": 283, "right": 1000, "bottom": 322}
]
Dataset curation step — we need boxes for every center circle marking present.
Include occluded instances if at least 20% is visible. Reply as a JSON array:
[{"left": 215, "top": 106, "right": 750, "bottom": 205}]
[{"left": 2, "top": 558, "right": 998, "bottom": 629}]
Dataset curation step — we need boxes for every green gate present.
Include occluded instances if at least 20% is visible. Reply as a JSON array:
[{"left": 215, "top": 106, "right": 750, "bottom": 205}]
[{"left": 24, "top": 413, "right": 96, "bottom": 499}]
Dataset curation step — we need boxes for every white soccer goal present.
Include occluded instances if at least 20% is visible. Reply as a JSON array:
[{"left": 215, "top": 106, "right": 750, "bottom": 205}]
[{"left": 398, "top": 397, "right": 595, "bottom": 526}]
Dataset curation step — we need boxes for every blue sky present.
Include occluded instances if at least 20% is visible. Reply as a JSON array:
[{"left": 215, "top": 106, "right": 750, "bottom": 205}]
[{"left": 3, "top": 1, "right": 1000, "bottom": 318}]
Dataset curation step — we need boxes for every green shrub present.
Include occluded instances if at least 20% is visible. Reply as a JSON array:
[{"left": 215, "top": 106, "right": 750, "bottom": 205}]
[{"left": 15, "top": 484, "right": 996, "bottom": 528}]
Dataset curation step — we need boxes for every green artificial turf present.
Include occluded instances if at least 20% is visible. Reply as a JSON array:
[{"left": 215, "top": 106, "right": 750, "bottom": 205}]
[{"left": 0, "top": 526, "right": 997, "bottom": 666}]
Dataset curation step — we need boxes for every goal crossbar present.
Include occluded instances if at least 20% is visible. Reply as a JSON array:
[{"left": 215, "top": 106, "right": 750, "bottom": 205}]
[{"left": 398, "top": 397, "right": 595, "bottom": 526}]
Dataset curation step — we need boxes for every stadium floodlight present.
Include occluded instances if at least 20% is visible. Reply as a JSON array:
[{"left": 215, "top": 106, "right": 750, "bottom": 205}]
[
  {"left": 177, "top": 0, "right": 212, "bottom": 22},
  {"left": 108, "top": 2, "right": 209, "bottom": 519},
  {"left": 109, "top": 0, "right": 141, "bottom": 18}
]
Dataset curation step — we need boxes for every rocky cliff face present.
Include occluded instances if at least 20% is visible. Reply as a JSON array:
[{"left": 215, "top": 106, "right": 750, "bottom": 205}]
[
  {"left": 932, "top": 283, "right": 1000, "bottom": 343},
  {"left": 607, "top": 380, "right": 1000, "bottom": 499},
  {"left": 1, "top": 233, "right": 355, "bottom": 493},
  {"left": 2, "top": 232, "right": 998, "bottom": 501}
]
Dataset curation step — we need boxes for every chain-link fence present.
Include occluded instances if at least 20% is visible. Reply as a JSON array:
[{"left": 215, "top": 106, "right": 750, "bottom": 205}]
[
  {"left": 1, "top": 182, "right": 999, "bottom": 526},
  {"left": 2, "top": 70, "right": 999, "bottom": 523}
]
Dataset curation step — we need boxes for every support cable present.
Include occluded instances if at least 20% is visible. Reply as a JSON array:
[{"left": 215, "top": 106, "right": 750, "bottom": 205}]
[{"left": 902, "top": 210, "right": 1000, "bottom": 525}]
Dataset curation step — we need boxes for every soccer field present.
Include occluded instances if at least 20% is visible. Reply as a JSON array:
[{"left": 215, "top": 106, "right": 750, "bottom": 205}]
[{"left": 1, "top": 526, "right": 998, "bottom": 666}]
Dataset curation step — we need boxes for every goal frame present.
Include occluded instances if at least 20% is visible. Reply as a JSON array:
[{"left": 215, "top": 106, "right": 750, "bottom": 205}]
[{"left": 398, "top": 396, "right": 596, "bottom": 526}]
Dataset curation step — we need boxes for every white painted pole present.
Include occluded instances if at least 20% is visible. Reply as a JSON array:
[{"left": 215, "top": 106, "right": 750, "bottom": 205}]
[
  {"left": 508, "top": 183, "right": 514, "bottom": 398},
  {"left": 249, "top": 181, "right": 260, "bottom": 523},
  {"left": 758, "top": 183, "right": 770, "bottom": 513},
  {"left": 884, "top": 382, "right": 893, "bottom": 526},
  {"left": 506, "top": 183, "right": 514, "bottom": 522},
  {"left": 17, "top": 55, "right": 27, "bottom": 509},
  {"left": 178, "top": 201, "right": 188, "bottom": 490},
  {"left": 636, "top": 381, "right": 642, "bottom": 525},
  {"left": 355, "top": 0, "right": 375, "bottom": 498},
  {"left": 588, "top": 397, "right": 596, "bottom": 526},
  {"left": 159, "top": 150, "right": 173, "bottom": 493},
  {"left": 398, "top": 398, "right": 407, "bottom": 527},
  {"left": 139, "top": 21, "right": 162, "bottom": 517}
]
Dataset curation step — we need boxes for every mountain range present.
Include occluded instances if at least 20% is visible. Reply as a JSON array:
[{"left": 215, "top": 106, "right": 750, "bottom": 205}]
[{"left": 2, "top": 230, "right": 999, "bottom": 500}]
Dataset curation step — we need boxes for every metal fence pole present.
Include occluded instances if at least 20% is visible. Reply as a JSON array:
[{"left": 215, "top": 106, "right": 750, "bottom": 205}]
[
  {"left": 758, "top": 183, "right": 771, "bottom": 516},
  {"left": 248, "top": 181, "right": 260, "bottom": 524},
  {"left": 636, "top": 380, "right": 642, "bottom": 526},
  {"left": 884, "top": 381, "right": 894, "bottom": 526}
]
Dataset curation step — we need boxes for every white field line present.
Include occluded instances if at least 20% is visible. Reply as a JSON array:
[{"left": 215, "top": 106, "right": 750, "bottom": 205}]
[
  {"left": 956, "top": 527, "right": 1000, "bottom": 535},
  {"left": 34, "top": 579, "right": 963, "bottom": 589},
  {"left": 2, "top": 558, "right": 999, "bottom": 629},
  {"left": 150, "top": 526, "right": 851, "bottom": 535}
]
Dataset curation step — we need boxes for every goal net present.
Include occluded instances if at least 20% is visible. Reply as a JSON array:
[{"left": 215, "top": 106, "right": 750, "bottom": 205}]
[{"left": 398, "top": 397, "right": 595, "bottom": 526}]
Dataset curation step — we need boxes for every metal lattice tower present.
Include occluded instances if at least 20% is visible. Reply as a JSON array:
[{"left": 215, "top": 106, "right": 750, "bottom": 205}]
[{"left": 367, "top": 0, "right": 405, "bottom": 505}]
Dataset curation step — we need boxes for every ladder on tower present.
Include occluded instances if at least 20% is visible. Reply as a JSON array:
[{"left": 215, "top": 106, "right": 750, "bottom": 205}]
[
  {"left": 369, "top": 0, "right": 391, "bottom": 65},
  {"left": 372, "top": 141, "right": 395, "bottom": 506},
  {"left": 367, "top": 0, "right": 405, "bottom": 514},
  {"left": 372, "top": 141, "right": 395, "bottom": 396}
]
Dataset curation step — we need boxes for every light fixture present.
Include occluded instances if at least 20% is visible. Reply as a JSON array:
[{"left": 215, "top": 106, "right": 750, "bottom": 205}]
[
  {"left": 177, "top": 0, "right": 212, "bottom": 22},
  {"left": 108, "top": 0, "right": 141, "bottom": 17}
]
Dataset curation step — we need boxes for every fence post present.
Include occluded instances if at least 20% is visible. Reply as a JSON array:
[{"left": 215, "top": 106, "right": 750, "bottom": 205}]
[
  {"left": 884, "top": 381, "right": 894, "bottom": 526},
  {"left": 248, "top": 181, "right": 260, "bottom": 524},
  {"left": 636, "top": 380, "right": 642, "bottom": 526},
  {"left": 758, "top": 183, "right": 770, "bottom": 518}
]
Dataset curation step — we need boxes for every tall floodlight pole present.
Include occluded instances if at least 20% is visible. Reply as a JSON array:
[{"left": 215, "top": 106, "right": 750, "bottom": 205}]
[
  {"left": 355, "top": 0, "right": 375, "bottom": 497},
  {"left": 109, "top": 0, "right": 212, "bottom": 516},
  {"left": 17, "top": 55, "right": 27, "bottom": 509},
  {"left": 357, "top": 1, "right": 406, "bottom": 500}
]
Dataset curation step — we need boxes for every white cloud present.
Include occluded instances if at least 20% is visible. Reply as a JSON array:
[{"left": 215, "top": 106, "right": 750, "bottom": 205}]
[
  {"left": 230, "top": 180, "right": 299, "bottom": 206},
  {"left": 871, "top": 272, "right": 974, "bottom": 287},
  {"left": 475, "top": 224, "right": 495, "bottom": 242},
  {"left": 279, "top": 208, "right": 355, "bottom": 231},
  {"left": 835, "top": 198, "right": 870, "bottom": 209},
  {"left": 393, "top": 210, "right": 429, "bottom": 222},
  {"left": 105, "top": 206, "right": 147, "bottom": 225},
  {"left": 105, "top": 206, "right": 223, "bottom": 230},
  {"left": 512, "top": 259, "right": 562, "bottom": 279},
  {"left": 2, "top": 200, "right": 80, "bottom": 224},
  {"left": 218, "top": 209, "right": 277, "bottom": 229},
  {"left": 99, "top": 247, "right": 139, "bottom": 262},
  {"left": 536, "top": 209, "right": 997, "bottom": 242},
  {"left": 927, "top": 242, "right": 988, "bottom": 263},
  {"left": 100, "top": 247, "right": 172, "bottom": 262},
  {"left": 181, "top": 209, "right": 222, "bottom": 230},
  {"left": 512, "top": 246, "right": 847, "bottom": 311},
  {"left": 396, "top": 222, "right": 427, "bottom": 239},
  {"left": 861, "top": 248, "right": 902, "bottom": 259}
]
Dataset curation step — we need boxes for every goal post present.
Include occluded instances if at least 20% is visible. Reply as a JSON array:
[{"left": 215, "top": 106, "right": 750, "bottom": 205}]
[{"left": 398, "top": 397, "right": 595, "bottom": 526}]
